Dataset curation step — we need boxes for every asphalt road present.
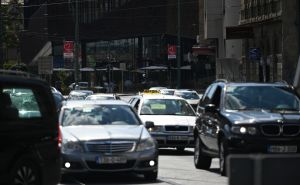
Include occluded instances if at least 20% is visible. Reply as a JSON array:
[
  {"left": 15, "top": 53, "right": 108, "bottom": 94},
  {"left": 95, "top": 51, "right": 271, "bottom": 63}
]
[{"left": 59, "top": 148, "right": 227, "bottom": 185}]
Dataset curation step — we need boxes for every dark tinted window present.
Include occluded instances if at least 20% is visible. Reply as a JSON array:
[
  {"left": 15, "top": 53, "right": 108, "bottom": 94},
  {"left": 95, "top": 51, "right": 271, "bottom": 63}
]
[{"left": 224, "top": 86, "right": 300, "bottom": 110}]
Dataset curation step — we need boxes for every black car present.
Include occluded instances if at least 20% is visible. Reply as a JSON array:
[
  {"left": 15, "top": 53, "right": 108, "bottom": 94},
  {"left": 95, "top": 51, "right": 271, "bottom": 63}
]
[
  {"left": 193, "top": 81, "right": 300, "bottom": 176},
  {"left": 0, "top": 71, "right": 61, "bottom": 185}
]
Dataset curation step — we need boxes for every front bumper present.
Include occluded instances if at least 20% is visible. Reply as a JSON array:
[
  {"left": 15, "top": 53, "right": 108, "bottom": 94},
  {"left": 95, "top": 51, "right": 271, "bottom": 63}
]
[
  {"left": 227, "top": 135, "right": 300, "bottom": 154},
  {"left": 150, "top": 132, "right": 194, "bottom": 148},
  {"left": 61, "top": 149, "right": 158, "bottom": 174}
]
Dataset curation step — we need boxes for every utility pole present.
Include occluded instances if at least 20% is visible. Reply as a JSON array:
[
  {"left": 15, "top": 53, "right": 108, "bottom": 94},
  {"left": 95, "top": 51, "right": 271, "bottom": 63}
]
[
  {"left": 0, "top": 0, "right": 3, "bottom": 69},
  {"left": 74, "top": 0, "right": 80, "bottom": 84},
  {"left": 176, "top": 0, "right": 181, "bottom": 89}
]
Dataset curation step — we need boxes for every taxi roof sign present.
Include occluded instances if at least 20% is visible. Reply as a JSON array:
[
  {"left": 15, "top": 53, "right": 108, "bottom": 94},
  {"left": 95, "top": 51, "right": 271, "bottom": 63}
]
[{"left": 143, "top": 89, "right": 161, "bottom": 94}]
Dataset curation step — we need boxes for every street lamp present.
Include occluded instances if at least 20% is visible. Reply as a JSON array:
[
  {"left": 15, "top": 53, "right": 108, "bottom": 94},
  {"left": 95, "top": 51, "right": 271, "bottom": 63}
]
[
  {"left": 74, "top": 0, "right": 80, "bottom": 84},
  {"left": 177, "top": 0, "right": 181, "bottom": 89}
]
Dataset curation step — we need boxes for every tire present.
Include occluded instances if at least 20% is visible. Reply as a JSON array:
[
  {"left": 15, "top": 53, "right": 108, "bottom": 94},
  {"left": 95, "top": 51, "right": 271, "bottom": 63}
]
[
  {"left": 11, "top": 158, "right": 41, "bottom": 185},
  {"left": 194, "top": 136, "right": 212, "bottom": 169},
  {"left": 144, "top": 171, "right": 158, "bottom": 181},
  {"left": 176, "top": 147, "right": 185, "bottom": 152},
  {"left": 219, "top": 138, "right": 228, "bottom": 176}
]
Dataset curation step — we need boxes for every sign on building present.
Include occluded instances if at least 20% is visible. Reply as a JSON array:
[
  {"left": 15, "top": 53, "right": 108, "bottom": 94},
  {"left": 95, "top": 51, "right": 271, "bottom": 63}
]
[
  {"left": 63, "top": 41, "right": 74, "bottom": 58},
  {"left": 168, "top": 45, "right": 176, "bottom": 60},
  {"left": 38, "top": 56, "right": 53, "bottom": 75},
  {"left": 248, "top": 48, "right": 261, "bottom": 61}
]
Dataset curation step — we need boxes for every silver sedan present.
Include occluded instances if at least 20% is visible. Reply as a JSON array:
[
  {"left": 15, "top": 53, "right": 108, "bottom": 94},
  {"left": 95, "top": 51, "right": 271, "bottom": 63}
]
[{"left": 59, "top": 100, "right": 158, "bottom": 181}]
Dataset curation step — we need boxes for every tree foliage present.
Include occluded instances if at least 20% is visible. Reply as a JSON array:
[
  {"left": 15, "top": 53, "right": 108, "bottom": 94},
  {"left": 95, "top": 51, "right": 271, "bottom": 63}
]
[{"left": 1, "top": 0, "right": 23, "bottom": 48}]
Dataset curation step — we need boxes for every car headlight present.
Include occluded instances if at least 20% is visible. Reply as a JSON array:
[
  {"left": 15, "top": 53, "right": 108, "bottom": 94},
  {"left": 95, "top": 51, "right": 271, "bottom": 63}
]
[
  {"left": 62, "top": 141, "right": 84, "bottom": 153},
  {"left": 231, "top": 126, "right": 257, "bottom": 135},
  {"left": 136, "top": 137, "right": 156, "bottom": 152},
  {"left": 148, "top": 126, "right": 163, "bottom": 132}
]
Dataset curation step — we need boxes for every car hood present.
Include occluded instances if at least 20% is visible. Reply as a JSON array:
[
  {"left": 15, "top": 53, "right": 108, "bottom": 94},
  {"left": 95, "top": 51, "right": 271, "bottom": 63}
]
[
  {"left": 61, "top": 125, "right": 144, "bottom": 141},
  {"left": 140, "top": 115, "right": 196, "bottom": 126},
  {"left": 223, "top": 111, "right": 300, "bottom": 124}
]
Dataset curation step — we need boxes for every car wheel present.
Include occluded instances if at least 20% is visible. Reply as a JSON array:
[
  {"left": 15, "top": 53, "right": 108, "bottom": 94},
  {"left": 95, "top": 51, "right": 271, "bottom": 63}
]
[
  {"left": 144, "top": 170, "right": 158, "bottom": 181},
  {"left": 194, "top": 136, "right": 212, "bottom": 169},
  {"left": 219, "top": 138, "right": 228, "bottom": 176},
  {"left": 176, "top": 147, "right": 185, "bottom": 152},
  {"left": 11, "top": 158, "right": 40, "bottom": 185}
]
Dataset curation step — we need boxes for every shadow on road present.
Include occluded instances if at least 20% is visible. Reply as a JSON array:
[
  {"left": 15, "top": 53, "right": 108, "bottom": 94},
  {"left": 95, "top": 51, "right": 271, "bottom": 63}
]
[
  {"left": 158, "top": 148, "right": 194, "bottom": 156},
  {"left": 208, "top": 167, "right": 222, "bottom": 175},
  {"left": 60, "top": 172, "right": 163, "bottom": 185}
]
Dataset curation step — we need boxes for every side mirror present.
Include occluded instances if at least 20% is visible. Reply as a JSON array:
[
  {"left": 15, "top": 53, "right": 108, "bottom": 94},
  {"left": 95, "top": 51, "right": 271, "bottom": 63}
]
[
  {"left": 145, "top": 121, "right": 155, "bottom": 129},
  {"left": 204, "top": 104, "right": 217, "bottom": 113}
]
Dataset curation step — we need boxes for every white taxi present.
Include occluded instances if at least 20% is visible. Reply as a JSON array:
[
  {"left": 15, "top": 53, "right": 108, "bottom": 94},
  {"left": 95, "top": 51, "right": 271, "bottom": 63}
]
[{"left": 129, "top": 91, "right": 196, "bottom": 151}]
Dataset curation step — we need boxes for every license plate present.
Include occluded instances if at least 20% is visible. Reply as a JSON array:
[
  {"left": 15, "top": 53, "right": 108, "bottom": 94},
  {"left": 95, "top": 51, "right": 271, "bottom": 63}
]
[
  {"left": 167, "top": 136, "right": 189, "bottom": 141},
  {"left": 268, "top": 145, "right": 298, "bottom": 153},
  {"left": 95, "top": 156, "right": 127, "bottom": 164}
]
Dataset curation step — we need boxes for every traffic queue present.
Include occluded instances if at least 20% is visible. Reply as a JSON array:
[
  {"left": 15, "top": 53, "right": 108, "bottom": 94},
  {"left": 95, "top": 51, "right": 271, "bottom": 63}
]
[{"left": 54, "top": 87, "right": 201, "bottom": 181}]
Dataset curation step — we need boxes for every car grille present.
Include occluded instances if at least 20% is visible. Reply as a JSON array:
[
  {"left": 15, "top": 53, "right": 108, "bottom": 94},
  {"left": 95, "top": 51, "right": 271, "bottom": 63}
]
[
  {"left": 283, "top": 125, "right": 300, "bottom": 136},
  {"left": 85, "top": 141, "right": 135, "bottom": 153},
  {"left": 165, "top": 126, "right": 189, "bottom": 132},
  {"left": 261, "top": 124, "right": 300, "bottom": 137},
  {"left": 86, "top": 160, "right": 136, "bottom": 170}
]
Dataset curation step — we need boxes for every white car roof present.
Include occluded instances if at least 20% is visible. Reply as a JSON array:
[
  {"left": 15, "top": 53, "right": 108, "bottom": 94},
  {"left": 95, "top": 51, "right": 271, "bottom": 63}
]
[
  {"left": 63, "top": 100, "right": 128, "bottom": 108},
  {"left": 141, "top": 94, "right": 184, "bottom": 100},
  {"left": 87, "top": 93, "right": 116, "bottom": 97}
]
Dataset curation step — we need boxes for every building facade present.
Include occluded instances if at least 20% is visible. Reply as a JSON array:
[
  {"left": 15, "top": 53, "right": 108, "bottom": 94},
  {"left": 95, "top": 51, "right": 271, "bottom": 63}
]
[
  {"left": 239, "top": 0, "right": 299, "bottom": 83},
  {"left": 203, "top": 0, "right": 242, "bottom": 81},
  {"left": 22, "top": 0, "right": 200, "bottom": 89}
]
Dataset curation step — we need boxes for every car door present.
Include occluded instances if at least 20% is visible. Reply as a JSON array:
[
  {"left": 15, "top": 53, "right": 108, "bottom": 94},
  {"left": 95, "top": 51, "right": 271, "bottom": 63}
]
[
  {"left": 206, "top": 86, "right": 222, "bottom": 151},
  {"left": 196, "top": 84, "right": 215, "bottom": 150},
  {"left": 0, "top": 83, "right": 60, "bottom": 180},
  {"left": 197, "top": 84, "right": 222, "bottom": 152}
]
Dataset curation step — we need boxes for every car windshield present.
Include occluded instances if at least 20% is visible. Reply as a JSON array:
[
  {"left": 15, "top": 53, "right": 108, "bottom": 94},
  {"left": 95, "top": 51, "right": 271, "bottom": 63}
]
[
  {"left": 61, "top": 105, "right": 140, "bottom": 126},
  {"left": 175, "top": 92, "right": 200, "bottom": 99},
  {"left": 140, "top": 99, "right": 195, "bottom": 116},
  {"left": 224, "top": 86, "right": 300, "bottom": 111}
]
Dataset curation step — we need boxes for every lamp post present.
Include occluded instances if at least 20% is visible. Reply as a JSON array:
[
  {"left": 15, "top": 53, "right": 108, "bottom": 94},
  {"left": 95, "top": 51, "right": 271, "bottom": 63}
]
[
  {"left": 0, "top": 0, "right": 3, "bottom": 68},
  {"left": 74, "top": 0, "right": 80, "bottom": 84},
  {"left": 176, "top": 0, "right": 181, "bottom": 89}
]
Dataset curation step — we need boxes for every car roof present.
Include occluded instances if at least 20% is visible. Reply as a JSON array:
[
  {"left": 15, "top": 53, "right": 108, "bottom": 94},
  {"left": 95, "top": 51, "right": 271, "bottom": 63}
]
[
  {"left": 174, "top": 90, "right": 198, "bottom": 93},
  {"left": 88, "top": 93, "right": 116, "bottom": 97},
  {"left": 63, "top": 100, "right": 129, "bottom": 108},
  {"left": 149, "top": 87, "right": 168, "bottom": 90},
  {"left": 222, "top": 82, "right": 290, "bottom": 87},
  {"left": 0, "top": 72, "right": 49, "bottom": 87},
  {"left": 141, "top": 94, "right": 184, "bottom": 100},
  {"left": 69, "top": 90, "right": 93, "bottom": 94}
]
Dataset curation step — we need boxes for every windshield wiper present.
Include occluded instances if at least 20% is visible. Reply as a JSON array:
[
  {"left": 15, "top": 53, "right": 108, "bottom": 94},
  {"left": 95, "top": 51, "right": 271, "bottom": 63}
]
[
  {"left": 271, "top": 108, "right": 300, "bottom": 113},
  {"left": 234, "top": 108, "right": 270, "bottom": 112}
]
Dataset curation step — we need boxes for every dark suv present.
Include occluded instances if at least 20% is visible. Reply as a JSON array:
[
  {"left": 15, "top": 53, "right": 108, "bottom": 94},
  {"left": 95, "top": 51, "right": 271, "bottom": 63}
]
[
  {"left": 193, "top": 81, "right": 300, "bottom": 176},
  {"left": 0, "top": 71, "right": 61, "bottom": 185}
]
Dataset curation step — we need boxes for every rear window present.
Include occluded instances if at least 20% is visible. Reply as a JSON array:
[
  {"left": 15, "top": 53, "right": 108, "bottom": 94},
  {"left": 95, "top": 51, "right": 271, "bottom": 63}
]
[{"left": 1, "top": 87, "right": 43, "bottom": 120}]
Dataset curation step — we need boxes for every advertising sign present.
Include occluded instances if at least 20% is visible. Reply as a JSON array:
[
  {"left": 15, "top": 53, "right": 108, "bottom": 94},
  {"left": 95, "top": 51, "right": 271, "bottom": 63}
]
[
  {"left": 63, "top": 41, "right": 74, "bottom": 58},
  {"left": 168, "top": 45, "right": 176, "bottom": 60}
]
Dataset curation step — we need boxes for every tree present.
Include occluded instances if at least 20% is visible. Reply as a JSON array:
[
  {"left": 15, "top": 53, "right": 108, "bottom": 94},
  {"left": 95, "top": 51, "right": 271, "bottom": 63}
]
[{"left": 1, "top": 0, "right": 23, "bottom": 62}]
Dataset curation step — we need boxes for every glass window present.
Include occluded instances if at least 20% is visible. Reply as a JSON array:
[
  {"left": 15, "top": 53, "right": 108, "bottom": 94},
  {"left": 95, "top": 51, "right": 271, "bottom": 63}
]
[
  {"left": 1, "top": 88, "right": 42, "bottom": 120},
  {"left": 224, "top": 86, "right": 300, "bottom": 111},
  {"left": 140, "top": 99, "right": 195, "bottom": 116},
  {"left": 61, "top": 105, "right": 140, "bottom": 126}
]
